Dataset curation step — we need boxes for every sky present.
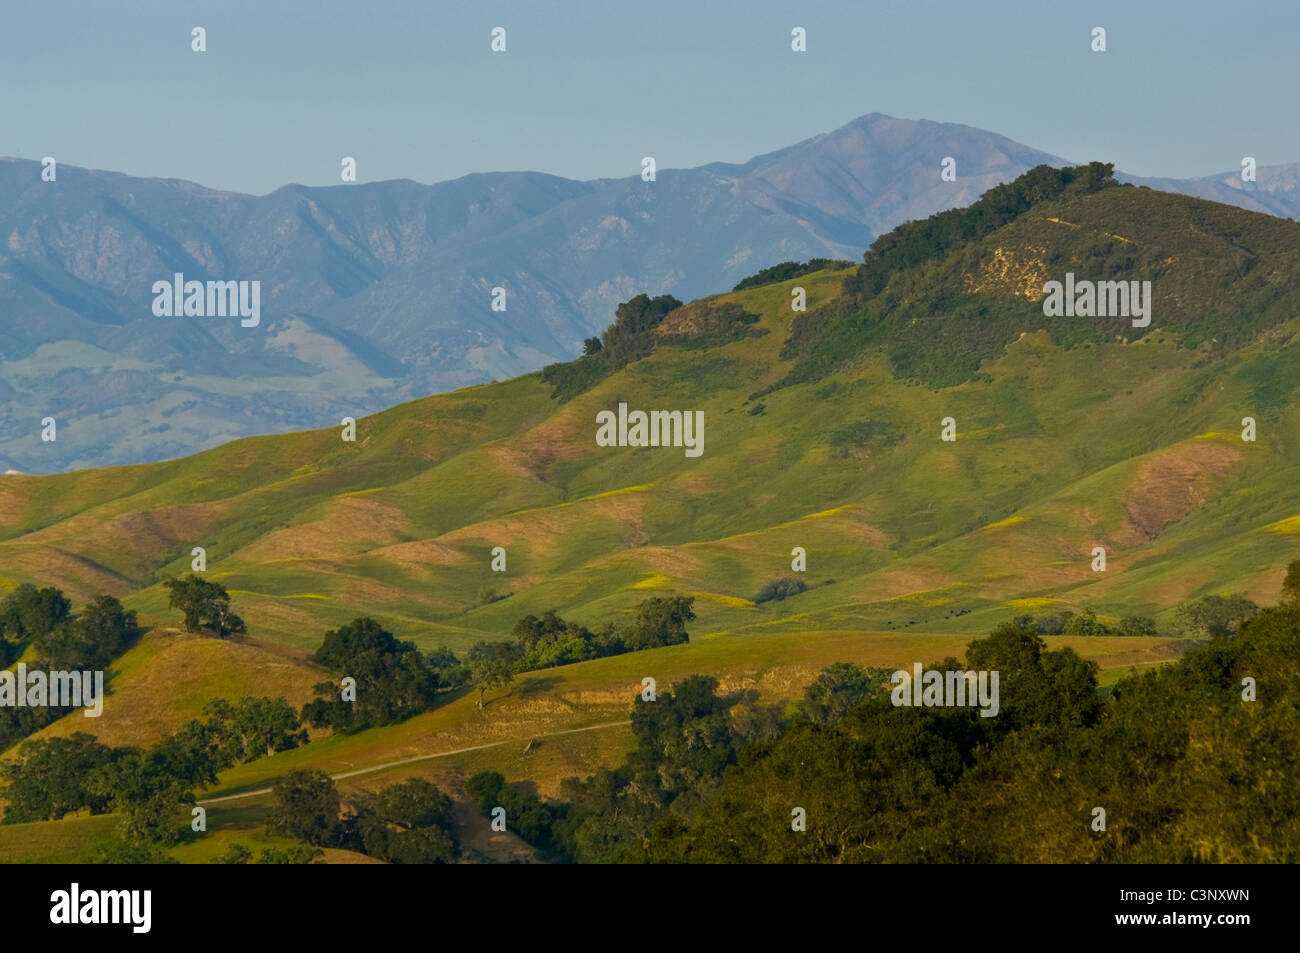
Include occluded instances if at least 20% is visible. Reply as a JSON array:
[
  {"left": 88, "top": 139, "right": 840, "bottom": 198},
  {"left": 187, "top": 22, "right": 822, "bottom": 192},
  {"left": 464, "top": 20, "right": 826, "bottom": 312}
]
[{"left": 3, "top": 0, "right": 1298, "bottom": 195}]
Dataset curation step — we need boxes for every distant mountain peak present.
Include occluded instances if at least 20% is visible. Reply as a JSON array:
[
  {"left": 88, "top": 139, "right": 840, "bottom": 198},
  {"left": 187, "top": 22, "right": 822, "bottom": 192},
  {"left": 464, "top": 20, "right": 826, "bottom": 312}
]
[{"left": 4, "top": 118, "right": 1300, "bottom": 472}]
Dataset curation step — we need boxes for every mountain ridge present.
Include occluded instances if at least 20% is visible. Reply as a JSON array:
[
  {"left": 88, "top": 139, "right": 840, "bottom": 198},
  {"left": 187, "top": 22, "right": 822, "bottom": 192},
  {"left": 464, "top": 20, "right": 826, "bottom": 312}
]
[
  {"left": 2, "top": 169, "right": 1296, "bottom": 665},
  {"left": 5, "top": 113, "right": 1300, "bottom": 472}
]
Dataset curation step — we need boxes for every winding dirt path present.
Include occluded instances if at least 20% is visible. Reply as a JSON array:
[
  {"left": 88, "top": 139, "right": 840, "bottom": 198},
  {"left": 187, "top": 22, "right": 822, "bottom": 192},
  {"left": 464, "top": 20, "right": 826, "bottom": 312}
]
[{"left": 198, "top": 719, "right": 632, "bottom": 805}]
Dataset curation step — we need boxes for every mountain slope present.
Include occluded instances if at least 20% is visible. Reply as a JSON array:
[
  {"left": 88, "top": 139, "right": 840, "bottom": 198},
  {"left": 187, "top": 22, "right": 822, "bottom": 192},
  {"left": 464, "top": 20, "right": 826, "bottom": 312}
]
[
  {"left": 9, "top": 114, "right": 1300, "bottom": 473},
  {"left": 1, "top": 169, "right": 1296, "bottom": 662},
  {"left": 0, "top": 113, "right": 1068, "bottom": 472}
]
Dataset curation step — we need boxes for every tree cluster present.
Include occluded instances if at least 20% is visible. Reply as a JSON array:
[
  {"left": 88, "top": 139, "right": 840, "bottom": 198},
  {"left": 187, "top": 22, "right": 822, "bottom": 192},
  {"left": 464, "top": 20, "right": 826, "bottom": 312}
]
[
  {"left": 1011, "top": 607, "right": 1159, "bottom": 636},
  {"left": 300, "top": 617, "right": 450, "bottom": 732},
  {"left": 0, "top": 584, "right": 139, "bottom": 669},
  {"left": 0, "top": 585, "right": 140, "bottom": 750},
  {"left": 1174, "top": 593, "right": 1259, "bottom": 639},
  {"left": 767, "top": 163, "right": 1123, "bottom": 396},
  {"left": 467, "top": 597, "right": 696, "bottom": 708},
  {"left": 466, "top": 673, "right": 780, "bottom": 862},
  {"left": 2, "top": 730, "right": 215, "bottom": 845},
  {"left": 267, "top": 770, "right": 460, "bottom": 863},
  {"left": 731, "top": 258, "right": 852, "bottom": 292},
  {"left": 3, "top": 691, "right": 307, "bottom": 842},
  {"left": 845, "top": 162, "right": 1118, "bottom": 301},
  {"left": 540, "top": 293, "right": 683, "bottom": 401},
  {"left": 201, "top": 696, "right": 307, "bottom": 764}
]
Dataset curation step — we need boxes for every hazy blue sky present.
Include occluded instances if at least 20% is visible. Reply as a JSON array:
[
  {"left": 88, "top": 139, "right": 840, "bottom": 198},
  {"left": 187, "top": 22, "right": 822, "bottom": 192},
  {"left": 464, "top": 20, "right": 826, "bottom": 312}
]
[{"left": 3, "top": 0, "right": 1297, "bottom": 194}]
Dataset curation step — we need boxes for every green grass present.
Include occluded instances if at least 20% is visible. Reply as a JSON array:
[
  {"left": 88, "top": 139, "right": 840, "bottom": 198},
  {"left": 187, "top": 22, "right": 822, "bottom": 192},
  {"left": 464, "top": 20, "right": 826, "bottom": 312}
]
[
  {"left": 1, "top": 258, "right": 1296, "bottom": 651},
  {"left": 0, "top": 182, "right": 1297, "bottom": 860},
  {"left": 0, "top": 813, "right": 120, "bottom": 864}
]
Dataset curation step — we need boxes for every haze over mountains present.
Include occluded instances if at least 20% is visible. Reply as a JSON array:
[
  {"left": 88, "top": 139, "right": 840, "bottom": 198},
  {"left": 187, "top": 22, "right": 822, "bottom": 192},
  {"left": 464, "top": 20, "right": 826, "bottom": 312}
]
[{"left": 3, "top": 112, "right": 1298, "bottom": 472}]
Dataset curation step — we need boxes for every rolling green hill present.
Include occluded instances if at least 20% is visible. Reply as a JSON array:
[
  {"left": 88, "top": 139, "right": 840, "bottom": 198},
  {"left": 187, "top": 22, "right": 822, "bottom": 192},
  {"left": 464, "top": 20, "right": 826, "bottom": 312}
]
[
  {"left": 1, "top": 165, "right": 1297, "bottom": 860},
  {"left": 1, "top": 168, "right": 1296, "bottom": 653}
]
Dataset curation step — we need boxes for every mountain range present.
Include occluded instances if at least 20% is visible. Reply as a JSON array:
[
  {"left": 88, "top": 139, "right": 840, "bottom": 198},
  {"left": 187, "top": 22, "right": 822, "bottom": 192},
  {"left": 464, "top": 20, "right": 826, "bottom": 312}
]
[{"left": 3, "top": 112, "right": 1299, "bottom": 472}]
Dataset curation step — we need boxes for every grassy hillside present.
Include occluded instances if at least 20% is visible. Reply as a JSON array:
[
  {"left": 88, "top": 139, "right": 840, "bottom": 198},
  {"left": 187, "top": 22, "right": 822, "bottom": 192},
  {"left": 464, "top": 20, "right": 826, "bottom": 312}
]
[
  {"left": 1, "top": 186, "right": 1296, "bottom": 653},
  {"left": 4, "top": 629, "right": 321, "bottom": 751},
  {"left": 0, "top": 168, "right": 1296, "bottom": 861}
]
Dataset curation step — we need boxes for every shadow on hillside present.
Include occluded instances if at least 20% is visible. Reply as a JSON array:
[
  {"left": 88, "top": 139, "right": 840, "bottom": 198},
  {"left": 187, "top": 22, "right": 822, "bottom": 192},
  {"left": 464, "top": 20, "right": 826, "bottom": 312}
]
[{"left": 515, "top": 676, "right": 563, "bottom": 699}]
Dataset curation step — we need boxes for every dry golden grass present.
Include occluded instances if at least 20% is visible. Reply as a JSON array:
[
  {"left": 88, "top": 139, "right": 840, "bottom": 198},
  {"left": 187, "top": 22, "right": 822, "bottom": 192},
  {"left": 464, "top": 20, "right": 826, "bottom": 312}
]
[
  {"left": 0, "top": 545, "right": 131, "bottom": 599},
  {"left": 625, "top": 546, "right": 704, "bottom": 578},
  {"left": 362, "top": 538, "right": 468, "bottom": 568},
  {"left": 13, "top": 629, "right": 323, "bottom": 750},
  {"left": 237, "top": 495, "right": 412, "bottom": 561},
  {"left": 1122, "top": 439, "right": 1242, "bottom": 544},
  {"left": 319, "top": 848, "right": 388, "bottom": 864},
  {"left": 91, "top": 501, "right": 236, "bottom": 559},
  {"left": 437, "top": 493, "right": 651, "bottom": 561}
]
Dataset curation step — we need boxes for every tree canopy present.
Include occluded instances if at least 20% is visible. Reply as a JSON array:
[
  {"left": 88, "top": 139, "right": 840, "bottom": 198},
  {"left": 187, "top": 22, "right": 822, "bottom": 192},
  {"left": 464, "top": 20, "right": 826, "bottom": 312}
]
[{"left": 163, "top": 575, "right": 246, "bottom": 638}]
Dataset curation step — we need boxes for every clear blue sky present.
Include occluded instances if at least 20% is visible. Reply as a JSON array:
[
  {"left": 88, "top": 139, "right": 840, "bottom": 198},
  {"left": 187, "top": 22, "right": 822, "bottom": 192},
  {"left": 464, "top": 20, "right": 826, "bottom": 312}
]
[{"left": 3, "top": 0, "right": 1297, "bottom": 194}]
